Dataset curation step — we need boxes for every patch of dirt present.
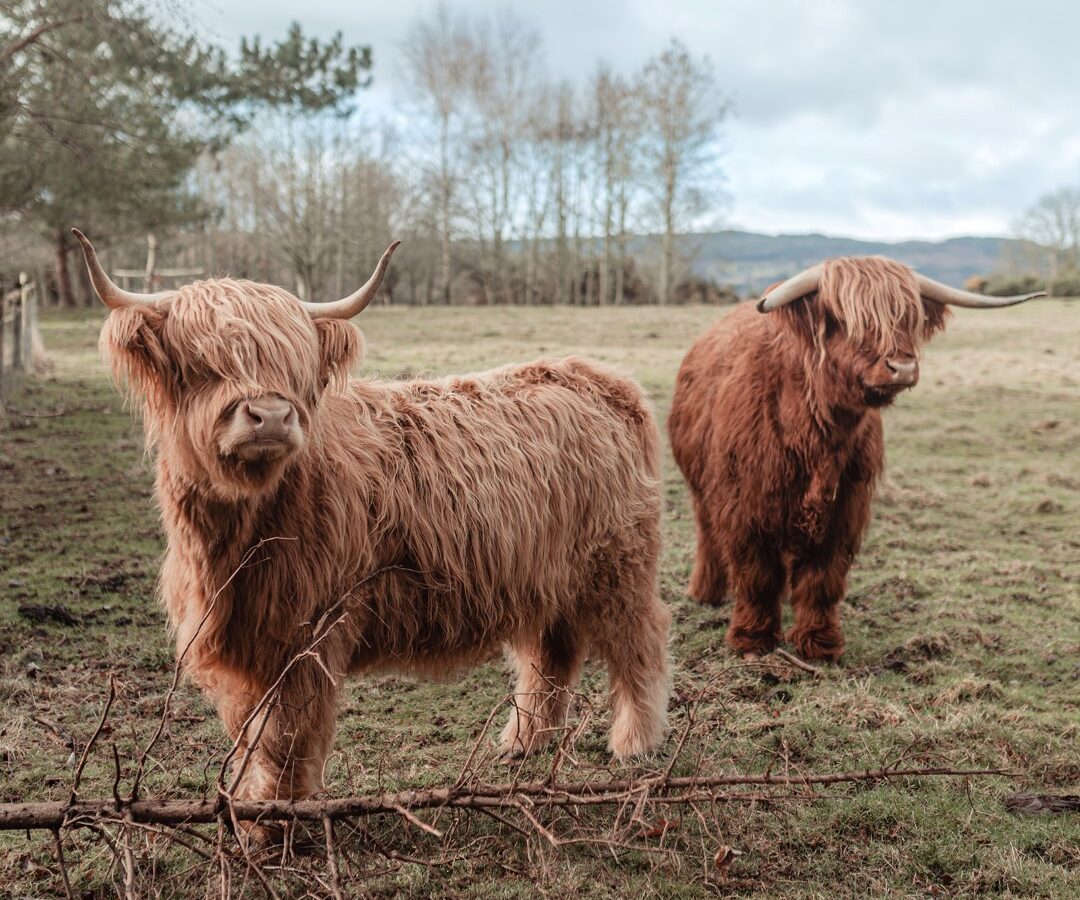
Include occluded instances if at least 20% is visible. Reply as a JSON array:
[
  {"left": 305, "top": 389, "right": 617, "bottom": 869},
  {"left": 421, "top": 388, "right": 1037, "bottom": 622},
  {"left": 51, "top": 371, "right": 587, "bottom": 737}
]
[
  {"left": 17, "top": 604, "right": 80, "bottom": 626},
  {"left": 65, "top": 566, "right": 146, "bottom": 596},
  {"left": 869, "top": 632, "right": 953, "bottom": 674},
  {"left": 1046, "top": 473, "right": 1080, "bottom": 491}
]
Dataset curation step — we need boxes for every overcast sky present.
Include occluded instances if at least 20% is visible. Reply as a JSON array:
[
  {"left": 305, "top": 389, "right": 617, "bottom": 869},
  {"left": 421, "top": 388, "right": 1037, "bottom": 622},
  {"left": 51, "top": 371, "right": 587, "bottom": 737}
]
[{"left": 191, "top": 0, "right": 1079, "bottom": 242}]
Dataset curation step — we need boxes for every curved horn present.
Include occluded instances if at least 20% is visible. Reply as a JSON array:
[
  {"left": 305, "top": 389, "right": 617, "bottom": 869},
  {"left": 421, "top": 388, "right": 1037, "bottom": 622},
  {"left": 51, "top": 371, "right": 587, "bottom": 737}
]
[
  {"left": 756, "top": 264, "right": 824, "bottom": 312},
  {"left": 914, "top": 273, "right": 1045, "bottom": 308},
  {"left": 70, "top": 228, "right": 177, "bottom": 310},
  {"left": 300, "top": 241, "right": 401, "bottom": 319}
]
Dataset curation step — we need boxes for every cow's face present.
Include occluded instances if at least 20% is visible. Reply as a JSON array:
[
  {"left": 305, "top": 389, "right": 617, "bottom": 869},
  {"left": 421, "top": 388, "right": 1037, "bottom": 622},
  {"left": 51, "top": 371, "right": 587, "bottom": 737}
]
[
  {"left": 75, "top": 229, "right": 396, "bottom": 501},
  {"left": 764, "top": 257, "right": 951, "bottom": 414},
  {"left": 100, "top": 283, "right": 362, "bottom": 500},
  {"left": 816, "top": 309, "right": 944, "bottom": 410}
]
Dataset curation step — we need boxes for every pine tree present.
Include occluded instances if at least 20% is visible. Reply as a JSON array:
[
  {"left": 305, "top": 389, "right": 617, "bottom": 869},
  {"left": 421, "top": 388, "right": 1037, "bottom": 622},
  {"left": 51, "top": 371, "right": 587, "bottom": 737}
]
[{"left": 0, "top": 0, "right": 372, "bottom": 304}]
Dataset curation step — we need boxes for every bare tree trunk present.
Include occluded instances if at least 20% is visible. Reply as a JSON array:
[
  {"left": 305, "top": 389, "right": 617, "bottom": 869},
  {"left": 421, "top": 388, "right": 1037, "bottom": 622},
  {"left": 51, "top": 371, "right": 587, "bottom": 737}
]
[
  {"left": 600, "top": 223, "right": 611, "bottom": 306},
  {"left": 73, "top": 252, "right": 93, "bottom": 307},
  {"left": 659, "top": 228, "right": 672, "bottom": 306},
  {"left": 440, "top": 123, "right": 452, "bottom": 305},
  {"left": 54, "top": 228, "right": 73, "bottom": 308},
  {"left": 143, "top": 234, "right": 157, "bottom": 293},
  {"left": 659, "top": 168, "right": 675, "bottom": 305},
  {"left": 615, "top": 187, "right": 628, "bottom": 305}
]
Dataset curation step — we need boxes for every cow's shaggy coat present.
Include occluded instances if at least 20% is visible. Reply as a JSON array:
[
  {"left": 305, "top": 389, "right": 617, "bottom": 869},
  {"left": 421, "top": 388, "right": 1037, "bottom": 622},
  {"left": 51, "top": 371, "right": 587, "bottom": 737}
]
[
  {"left": 99, "top": 278, "right": 670, "bottom": 811},
  {"left": 669, "top": 257, "right": 951, "bottom": 661}
]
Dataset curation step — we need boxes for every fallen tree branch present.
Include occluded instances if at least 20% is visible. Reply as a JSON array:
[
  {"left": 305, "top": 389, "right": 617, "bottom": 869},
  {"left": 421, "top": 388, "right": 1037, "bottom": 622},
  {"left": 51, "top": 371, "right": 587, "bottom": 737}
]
[{"left": 0, "top": 765, "right": 1015, "bottom": 831}]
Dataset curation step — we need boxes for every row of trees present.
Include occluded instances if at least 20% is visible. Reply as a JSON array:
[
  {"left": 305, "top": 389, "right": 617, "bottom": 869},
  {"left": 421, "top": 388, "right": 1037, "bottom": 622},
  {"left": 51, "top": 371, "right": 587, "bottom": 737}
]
[
  {"left": 2, "top": 2, "right": 731, "bottom": 306},
  {"left": 964, "top": 187, "right": 1080, "bottom": 298},
  {"left": 394, "top": 8, "right": 726, "bottom": 306}
]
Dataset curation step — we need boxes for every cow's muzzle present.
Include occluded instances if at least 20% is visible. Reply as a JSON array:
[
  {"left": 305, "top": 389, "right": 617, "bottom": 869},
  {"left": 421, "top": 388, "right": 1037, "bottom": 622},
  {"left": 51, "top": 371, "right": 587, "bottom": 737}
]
[
  {"left": 228, "top": 395, "right": 301, "bottom": 461},
  {"left": 884, "top": 358, "right": 919, "bottom": 388}
]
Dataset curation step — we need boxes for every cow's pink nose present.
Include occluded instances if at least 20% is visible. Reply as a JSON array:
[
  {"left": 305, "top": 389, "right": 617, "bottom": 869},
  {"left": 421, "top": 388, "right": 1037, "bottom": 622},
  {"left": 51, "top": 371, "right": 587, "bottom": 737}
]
[
  {"left": 240, "top": 396, "right": 296, "bottom": 439},
  {"left": 885, "top": 358, "right": 919, "bottom": 387}
]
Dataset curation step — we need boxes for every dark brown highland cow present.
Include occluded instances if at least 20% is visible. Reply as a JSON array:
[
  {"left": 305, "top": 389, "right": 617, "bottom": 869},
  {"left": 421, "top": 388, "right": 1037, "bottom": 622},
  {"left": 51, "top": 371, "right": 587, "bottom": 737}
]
[
  {"left": 72, "top": 229, "right": 670, "bottom": 819},
  {"left": 669, "top": 257, "right": 1041, "bottom": 661}
]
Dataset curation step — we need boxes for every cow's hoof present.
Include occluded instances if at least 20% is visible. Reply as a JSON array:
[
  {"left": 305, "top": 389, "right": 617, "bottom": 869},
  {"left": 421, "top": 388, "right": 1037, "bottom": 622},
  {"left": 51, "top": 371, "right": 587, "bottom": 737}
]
[
  {"left": 726, "top": 629, "right": 781, "bottom": 659},
  {"left": 497, "top": 746, "right": 526, "bottom": 765},
  {"left": 787, "top": 628, "right": 844, "bottom": 663}
]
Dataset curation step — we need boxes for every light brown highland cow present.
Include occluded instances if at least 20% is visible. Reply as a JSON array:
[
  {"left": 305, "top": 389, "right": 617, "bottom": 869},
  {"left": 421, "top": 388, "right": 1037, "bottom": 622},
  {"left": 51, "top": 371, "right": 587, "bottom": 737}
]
[
  {"left": 669, "top": 257, "right": 1040, "bottom": 662},
  {"left": 73, "top": 230, "right": 670, "bottom": 821}
]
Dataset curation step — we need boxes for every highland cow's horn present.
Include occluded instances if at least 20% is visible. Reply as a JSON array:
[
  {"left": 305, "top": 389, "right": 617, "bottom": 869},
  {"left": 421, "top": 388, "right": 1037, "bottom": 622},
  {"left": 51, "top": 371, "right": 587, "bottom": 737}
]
[
  {"left": 756, "top": 264, "right": 824, "bottom": 312},
  {"left": 301, "top": 241, "right": 401, "bottom": 319},
  {"left": 70, "top": 228, "right": 177, "bottom": 310},
  {"left": 914, "top": 273, "right": 1045, "bottom": 308}
]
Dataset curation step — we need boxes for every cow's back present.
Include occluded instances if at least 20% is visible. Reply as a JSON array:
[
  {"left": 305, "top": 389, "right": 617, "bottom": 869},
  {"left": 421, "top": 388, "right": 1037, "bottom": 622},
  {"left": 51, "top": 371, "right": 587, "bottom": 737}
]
[{"left": 316, "top": 357, "right": 661, "bottom": 673}]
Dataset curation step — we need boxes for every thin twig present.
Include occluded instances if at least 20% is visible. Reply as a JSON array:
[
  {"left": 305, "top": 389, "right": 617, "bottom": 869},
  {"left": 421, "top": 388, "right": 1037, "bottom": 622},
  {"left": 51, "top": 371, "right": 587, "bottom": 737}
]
[
  {"left": 323, "top": 817, "right": 344, "bottom": 900},
  {"left": 772, "top": 648, "right": 822, "bottom": 677},
  {"left": 52, "top": 829, "right": 74, "bottom": 900},
  {"left": 69, "top": 675, "right": 117, "bottom": 803}
]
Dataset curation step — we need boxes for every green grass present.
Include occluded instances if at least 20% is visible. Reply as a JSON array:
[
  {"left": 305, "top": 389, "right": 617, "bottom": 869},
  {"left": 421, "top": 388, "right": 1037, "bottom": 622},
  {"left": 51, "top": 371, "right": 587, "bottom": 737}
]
[{"left": 1, "top": 302, "right": 1078, "bottom": 897}]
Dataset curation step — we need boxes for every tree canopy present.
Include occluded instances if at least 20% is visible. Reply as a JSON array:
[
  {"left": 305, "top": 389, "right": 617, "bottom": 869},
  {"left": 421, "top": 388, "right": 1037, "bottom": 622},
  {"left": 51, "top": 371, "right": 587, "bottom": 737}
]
[{"left": 0, "top": 0, "right": 371, "bottom": 301}]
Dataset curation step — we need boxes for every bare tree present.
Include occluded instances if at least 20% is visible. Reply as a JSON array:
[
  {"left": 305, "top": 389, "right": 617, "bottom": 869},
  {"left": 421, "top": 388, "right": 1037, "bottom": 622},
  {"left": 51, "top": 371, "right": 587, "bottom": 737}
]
[
  {"left": 1014, "top": 187, "right": 1080, "bottom": 277},
  {"left": 637, "top": 39, "right": 728, "bottom": 305},
  {"left": 188, "top": 114, "right": 401, "bottom": 299},
  {"left": 588, "top": 65, "right": 640, "bottom": 305},
  {"left": 459, "top": 10, "right": 543, "bottom": 304},
  {"left": 400, "top": 4, "right": 472, "bottom": 304}
]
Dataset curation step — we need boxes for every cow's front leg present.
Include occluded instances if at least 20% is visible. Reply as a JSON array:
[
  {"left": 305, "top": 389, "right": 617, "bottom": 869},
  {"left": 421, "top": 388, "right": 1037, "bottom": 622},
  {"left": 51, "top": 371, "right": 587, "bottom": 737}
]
[
  {"left": 787, "top": 559, "right": 847, "bottom": 662},
  {"left": 725, "top": 538, "right": 785, "bottom": 658},
  {"left": 211, "top": 657, "right": 342, "bottom": 845}
]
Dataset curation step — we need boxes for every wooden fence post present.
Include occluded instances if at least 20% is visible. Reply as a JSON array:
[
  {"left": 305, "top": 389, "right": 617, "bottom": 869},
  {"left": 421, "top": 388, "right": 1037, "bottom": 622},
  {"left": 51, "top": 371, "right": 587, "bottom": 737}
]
[
  {"left": 11, "top": 273, "right": 26, "bottom": 373},
  {"left": 26, "top": 275, "right": 39, "bottom": 371},
  {"left": 19, "top": 272, "right": 33, "bottom": 371},
  {"left": 0, "top": 289, "right": 7, "bottom": 400}
]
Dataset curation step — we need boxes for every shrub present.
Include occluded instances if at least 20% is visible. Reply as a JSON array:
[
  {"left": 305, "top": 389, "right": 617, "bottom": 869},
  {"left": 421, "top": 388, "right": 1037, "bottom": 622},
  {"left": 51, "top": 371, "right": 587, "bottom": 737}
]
[
  {"left": 982, "top": 273, "right": 1045, "bottom": 297},
  {"left": 673, "top": 277, "right": 741, "bottom": 305},
  {"left": 1047, "top": 273, "right": 1080, "bottom": 298}
]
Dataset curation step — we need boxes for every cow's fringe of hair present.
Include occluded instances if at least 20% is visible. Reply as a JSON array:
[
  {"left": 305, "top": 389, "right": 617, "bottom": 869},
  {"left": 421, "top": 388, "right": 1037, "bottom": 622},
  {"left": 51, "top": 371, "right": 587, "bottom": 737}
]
[
  {"left": 98, "top": 281, "right": 365, "bottom": 456},
  {"left": 808, "top": 256, "right": 944, "bottom": 361}
]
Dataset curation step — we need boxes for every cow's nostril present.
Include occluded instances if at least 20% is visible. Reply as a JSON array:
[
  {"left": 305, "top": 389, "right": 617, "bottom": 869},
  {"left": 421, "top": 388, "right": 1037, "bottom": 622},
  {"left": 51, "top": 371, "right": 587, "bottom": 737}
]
[
  {"left": 885, "top": 359, "right": 918, "bottom": 385},
  {"left": 241, "top": 396, "right": 295, "bottom": 438}
]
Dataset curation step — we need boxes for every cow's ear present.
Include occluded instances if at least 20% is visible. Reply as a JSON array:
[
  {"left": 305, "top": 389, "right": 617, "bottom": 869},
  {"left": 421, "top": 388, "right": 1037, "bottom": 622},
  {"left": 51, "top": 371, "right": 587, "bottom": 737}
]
[
  {"left": 314, "top": 319, "right": 364, "bottom": 389},
  {"left": 920, "top": 297, "right": 952, "bottom": 339},
  {"left": 99, "top": 307, "right": 174, "bottom": 405}
]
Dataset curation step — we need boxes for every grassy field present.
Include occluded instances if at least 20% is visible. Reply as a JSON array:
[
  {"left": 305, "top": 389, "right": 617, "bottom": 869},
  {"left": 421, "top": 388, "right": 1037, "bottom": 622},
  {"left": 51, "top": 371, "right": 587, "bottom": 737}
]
[{"left": 1, "top": 301, "right": 1077, "bottom": 897}]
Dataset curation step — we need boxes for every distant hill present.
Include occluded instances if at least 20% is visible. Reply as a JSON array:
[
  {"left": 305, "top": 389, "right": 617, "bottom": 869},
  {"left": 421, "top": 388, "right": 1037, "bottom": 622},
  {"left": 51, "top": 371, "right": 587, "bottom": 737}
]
[{"left": 678, "top": 231, "right": 1024, "bottom": 295}]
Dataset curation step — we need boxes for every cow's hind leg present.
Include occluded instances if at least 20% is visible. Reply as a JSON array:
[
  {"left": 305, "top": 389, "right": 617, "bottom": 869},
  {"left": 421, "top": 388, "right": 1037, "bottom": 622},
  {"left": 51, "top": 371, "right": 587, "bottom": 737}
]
[
  {"left": 500, "top": 620, "right": 586, "bottom": 760},
  {"left": 595, "top": 557, "right": 671, "bottom": 759},
  {"left": 689, "top": 494, "right": 728, "bottom": 606}
]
